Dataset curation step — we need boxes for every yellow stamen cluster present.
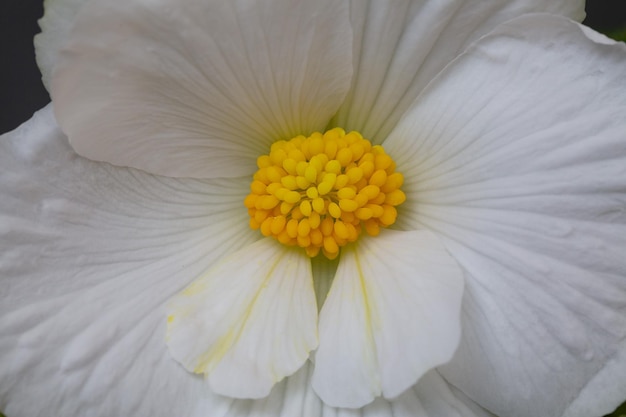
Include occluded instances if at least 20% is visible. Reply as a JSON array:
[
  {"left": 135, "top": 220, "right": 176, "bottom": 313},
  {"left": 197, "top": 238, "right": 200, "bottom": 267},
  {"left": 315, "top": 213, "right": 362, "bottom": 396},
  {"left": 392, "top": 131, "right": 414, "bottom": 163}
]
[{"left": 245, "top": 128, "right": 406, "bottom": 259}]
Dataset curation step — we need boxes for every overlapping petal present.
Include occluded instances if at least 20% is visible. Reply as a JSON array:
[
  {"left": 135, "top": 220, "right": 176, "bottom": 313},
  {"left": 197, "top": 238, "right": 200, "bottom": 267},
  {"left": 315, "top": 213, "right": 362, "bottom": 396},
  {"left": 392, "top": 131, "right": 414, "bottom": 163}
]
[
  {"left": 384, "top": 14, "right": 626, "bottom": 417},
  {"left": 35, "top": 0, "right": 91, "bottom": 90},
  {"left": 51, "top": 0, "right": 353, "bottom": 178},
  {"left": 313, "top": 230, "right": 464, "bottom": 408},
  {"left": 167, "top": 239, "right": 318, "bottom": 399},
  {"left": 333, "top": 0, "right": 585, "bottom": 143},
  {"left": 191, "top": 362, "right": 492, "bottom": 417},
  {"left": 0, "top": 106, "right": 256, "bottom": 416}
]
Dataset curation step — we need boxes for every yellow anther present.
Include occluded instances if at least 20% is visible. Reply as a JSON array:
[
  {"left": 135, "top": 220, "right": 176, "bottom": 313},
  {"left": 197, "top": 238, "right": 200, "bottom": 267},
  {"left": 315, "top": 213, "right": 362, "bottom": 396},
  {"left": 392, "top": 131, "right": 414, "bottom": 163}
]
[
  {"left": 306, "top": 246, "right": 320, "bottom": 258},
  {"left": 286, "top": 219, "right": 299, "bottom": 238},
  {"left": 336, "top": 148, "right": 353, "bottom": 167},
  {"left": 346, "top": 167, "right": 363, "bottom": 184},
  {"left": 309, "top": 211, "right": 321, "bottom": 229},
  {"left": 349, "top": 143, "right": 365, "bottom": 161},
  {"left": 257, "top": 155, "right": 272, "bottom": 169},
  {"left": 266, "top": 182, "right": 282, "bottom": 195},
  {"left": 382, "top": 172, "right": 404, "bottom": 193},
  {"left": 366, "top": 204, "right": 384, "bottom": 218},
  {"left": 283, "top": 158, "right": 298, "bottom": 175},
  {"left": 300, "top": 200, "right": 312, "bottom": 217},
  {"left": 284, "top": 191, "right": 301, "bottom": 204},
  {"left": 325, "top": 160, "right": 342, "bottom": 174},
  {"left": 275, "top": 187, "right": 289, "bottom": 200},
  {"left": 320, "top": 217, "right": 334, "bottom": 236},
  {"left": 280, "top": 201, "right": 293, "bottom": 215},
  {"left": 254, "top": 210, "right": 268, "bottom": 224},
  {"left": 260, "top": 195, "right": 279, "bottom": 210},
  {"left": 364, "top": 219, "right": 380, "bottom": 236},
  {"left": 270, "top": 149, "right": 287, "bottom": 166},
  {"left": 313, "top": 154, "right": 329, "bottom": 169},
  {"left": 274, "top": 175, "right": 298, "bottom": 190},
  {"left": 306, "top": 187, "right": 319, "bottom": 199},
  {"left": 245, "top": 128, "right": 405, "bottom": 259},
  {"left": 339, "top": 199, "right": 358, "bottom": 212},
  {"left": 305, "top": 165, "right": 317, "bottom": 184},
  {"left": 288, "top": 149, "right": 306, "bottom": 162},
  {"left": 296, "top": 176, "right": 310, "bottom": 189},
  {"left": 312, "top": 197, "right": 325, "bottom": 214},
  {"left": 324, "top": 140, "right": 338, "bottom": 159},
  {"left": 354, "top": 193, "right": 369, "bottom": 207},
  {"left": 335, "top": 174, "right": 349, "bottom": 189},
  {"left": 250, "top": 180, "right": 266, "bottom": 194},
  {"left": 355, "top": 207, "right": 373, "bottom": 220},
  {"left": 359, "top": 160, "right": 375, "bottom": 178},
  {"left": 334, "top": 221, "right": 349, "bottom": 240},
  {"left": 360, "top": 184, "right": 379, "bottom": 200},
  {"left": 337, "top": 187, "right": 356, "bottom": 200},
  {"left": 317, "top": 180, "right": 334, "bottom": 196},
  {"left": 385, "top": 189, "right": 406, "bottom": 206},
  {"left": 375, "top": 154, "right": 393, "bottom": 170},
  {"left": 260, "top": 218, "right": 273, "bottom": 236},
  {"left": 244, "top": 194, "right": 257, "bottom": 209},
  {"left": 310, "top": 137, "right": 324, "bottom": 155},
  {"left": 369, "top": 169, "right": 387, "bottom": 187},
  {"left": 297, "top": 234, "right": 311, "bottom": 248},
  {"left": 379, "top": 205, "right": 397, "bottom": 226},
  {"left": 323, "top": 236, "right": 339, "bottom": 254},
  {"left": 341, "top": 211, "right": 355, "bottom": 224},
  {"left": 298, "top": 219, "right": 311, "bottom": 237},
  {"left": 310, "top": 228, "right": 323, "bottom": 245},
  {"left": 271, "top": 216, "right": 287, "bottom": 235},
  {"left": 266, "top": 166, "right": 284, "bottom": 183},
  {"left": 328, "top": 202, "right": 342, "bottom": 219},
  {"left": 296, "top": 161, "right": 308, "bottom": 176}
]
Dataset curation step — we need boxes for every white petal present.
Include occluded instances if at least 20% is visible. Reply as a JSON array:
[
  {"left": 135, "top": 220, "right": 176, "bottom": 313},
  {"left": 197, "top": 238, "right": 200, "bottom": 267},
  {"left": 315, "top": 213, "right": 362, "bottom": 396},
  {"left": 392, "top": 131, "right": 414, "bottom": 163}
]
[
  {"left": 52, "top": 0, "right": 353, "bottom": 178},
  {"left": 313, "top": 230, "right": 464, "bottom": 408},
  {"left": 394, "top": 370, "right": 495, "bottom": 417},
  {"left": 167, "top": 239, "right": 318, "bottom": 399},
  {"left": 332, "top": 0, "right": 584, "bottom": 143},
  {"left": 384, "top": 15, "right": 626, "bottom": 417},
  {"left": 191, "top": 362, "right": 492, "bottom": 417},
  {"left": 35, "top": 0, "right": 91, "bottom": 90},
  {"left": 0, "top": 106, "right": 258, "bottom": 417}
]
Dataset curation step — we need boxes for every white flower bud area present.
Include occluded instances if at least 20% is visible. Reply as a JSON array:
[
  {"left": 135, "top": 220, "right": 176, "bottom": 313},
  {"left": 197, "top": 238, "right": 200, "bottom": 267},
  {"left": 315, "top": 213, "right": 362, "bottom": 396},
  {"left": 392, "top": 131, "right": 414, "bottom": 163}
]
[{"left": 245, "top": 128, "right": 406, "bottom": 259}]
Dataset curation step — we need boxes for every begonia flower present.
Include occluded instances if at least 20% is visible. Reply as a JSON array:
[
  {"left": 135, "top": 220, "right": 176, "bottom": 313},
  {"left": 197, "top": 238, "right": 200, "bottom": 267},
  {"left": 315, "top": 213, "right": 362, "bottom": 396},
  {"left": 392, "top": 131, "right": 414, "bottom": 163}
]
[{"left": 1, "top": 0, "right": 626, "bottom": 417}]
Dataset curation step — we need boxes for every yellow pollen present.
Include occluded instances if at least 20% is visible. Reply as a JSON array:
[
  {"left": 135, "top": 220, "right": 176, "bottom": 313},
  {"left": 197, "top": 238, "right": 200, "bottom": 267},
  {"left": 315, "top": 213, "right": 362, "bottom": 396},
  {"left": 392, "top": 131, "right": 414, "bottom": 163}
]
[{"left": 245, "top": 127, "right": 406, "bottom": 259}]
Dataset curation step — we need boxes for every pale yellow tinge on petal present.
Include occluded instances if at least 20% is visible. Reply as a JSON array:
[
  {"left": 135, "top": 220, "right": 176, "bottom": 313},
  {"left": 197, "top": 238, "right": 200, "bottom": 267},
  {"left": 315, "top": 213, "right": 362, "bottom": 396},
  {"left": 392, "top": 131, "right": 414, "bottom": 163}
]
[{"left": 166, "top": 239, "right": 318, "bottom": 399}]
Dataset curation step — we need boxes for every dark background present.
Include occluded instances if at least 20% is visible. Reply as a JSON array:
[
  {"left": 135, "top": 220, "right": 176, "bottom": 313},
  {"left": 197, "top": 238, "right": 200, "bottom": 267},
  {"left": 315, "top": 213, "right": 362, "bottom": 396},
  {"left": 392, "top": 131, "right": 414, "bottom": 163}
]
[{"left": 1, "top": 1, "right": 626, "bottom": 133}]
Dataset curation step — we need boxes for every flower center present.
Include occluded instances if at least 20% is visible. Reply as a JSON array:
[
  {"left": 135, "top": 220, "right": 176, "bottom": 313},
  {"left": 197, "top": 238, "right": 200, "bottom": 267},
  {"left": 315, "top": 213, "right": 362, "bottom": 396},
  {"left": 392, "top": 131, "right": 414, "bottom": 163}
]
[{"left": 245, "top": 128, "right": 406, "bottom": 259}]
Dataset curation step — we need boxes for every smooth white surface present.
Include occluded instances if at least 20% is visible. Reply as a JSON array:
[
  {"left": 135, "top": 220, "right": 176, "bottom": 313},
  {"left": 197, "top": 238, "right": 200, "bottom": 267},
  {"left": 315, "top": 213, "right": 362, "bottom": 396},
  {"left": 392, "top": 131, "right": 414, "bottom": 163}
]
[
  {"left": 384, "top": 14, "right": 626, "bottom": 417},
  {"left": 332, "top": 0, "right": 585, "bottom": 143},
  {"left": 51, "top": 0, "right": 353, "bottom": 178},
  {"left": 167, "top": 239, "right": 318, "bottom": 399},
  {"left": 0, "top": 106, "right": 257, "bottom": 417},
  {"left": 313, "top": 230, "right": 464, "bottom": 408}
]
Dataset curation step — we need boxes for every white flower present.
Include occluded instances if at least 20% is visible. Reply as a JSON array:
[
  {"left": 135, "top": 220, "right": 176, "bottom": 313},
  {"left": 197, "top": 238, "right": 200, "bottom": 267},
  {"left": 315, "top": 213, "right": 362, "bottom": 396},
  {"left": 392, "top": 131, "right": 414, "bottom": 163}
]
[{"left": 2, "top": 0, "right": 626, "bottom": 417}]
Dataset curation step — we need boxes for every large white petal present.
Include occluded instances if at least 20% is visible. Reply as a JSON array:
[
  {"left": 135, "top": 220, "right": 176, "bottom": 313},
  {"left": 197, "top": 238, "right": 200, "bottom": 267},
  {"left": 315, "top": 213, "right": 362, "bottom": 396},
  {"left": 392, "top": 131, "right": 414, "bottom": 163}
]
[
  {"left": 384, "top": 15, "right": 626, "bottom": 417},
  {"left": 51, "top": 0, "right": 353, "bottom": 179},
  {"left": 0, "top": 106, "right": 258, "bottom": 417},
  {"left": 35, "top": 0, "right": 91, "bottom": 90},
  {"left": 166, "top": 239, "right": 318, "bottom": 399},
  {"left": 312, "top": 230, "right": 464, "bottom": 408},
  {"left": 332, "top": 0, "right": 584, "bottom": 143}
]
